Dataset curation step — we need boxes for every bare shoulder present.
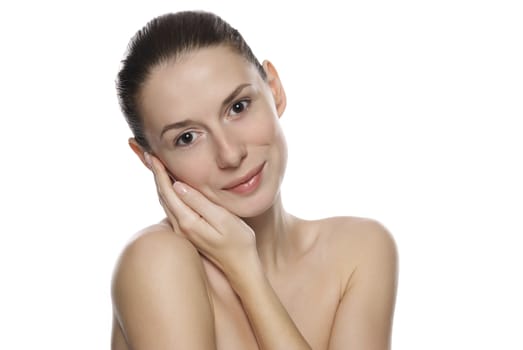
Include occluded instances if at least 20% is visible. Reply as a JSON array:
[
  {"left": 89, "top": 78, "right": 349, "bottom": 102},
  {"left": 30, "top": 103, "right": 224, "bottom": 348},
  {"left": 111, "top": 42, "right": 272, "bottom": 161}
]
[
  {"left": 317, "top": 216, "right": 397, "bottom": 258},
  {"left": 111, "top": 220, "right": 203, "bottom": 299},
  {"left": 111, "top": 220, "right": 215, "bottom": 349},
  {"left": 111, "top": 219, "right": 206, "bottom": 310},
  {"left": 309, "top": 216, "right": 398, "bottom": 285},
  {"left": 111, "top": 219, "right": 206, "bottom": 315},
  {"left": 311, "top": 217, "right": 398, "bottom": 349},
  {"left": 113, "top": 220, "right": 199, "bottom": 275}
]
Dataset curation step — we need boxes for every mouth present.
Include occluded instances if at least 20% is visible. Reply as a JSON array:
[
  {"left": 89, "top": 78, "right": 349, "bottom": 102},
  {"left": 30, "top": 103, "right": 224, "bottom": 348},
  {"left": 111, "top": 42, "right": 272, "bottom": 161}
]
[{"left": 223, "top": 162, "right": 266, "bottom": 194}]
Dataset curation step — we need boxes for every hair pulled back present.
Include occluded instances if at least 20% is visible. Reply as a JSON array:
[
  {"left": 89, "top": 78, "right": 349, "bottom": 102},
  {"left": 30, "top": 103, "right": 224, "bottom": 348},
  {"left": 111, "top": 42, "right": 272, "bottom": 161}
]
[{"left": 116, "top": 11, "right": 266, "bottom": 150}]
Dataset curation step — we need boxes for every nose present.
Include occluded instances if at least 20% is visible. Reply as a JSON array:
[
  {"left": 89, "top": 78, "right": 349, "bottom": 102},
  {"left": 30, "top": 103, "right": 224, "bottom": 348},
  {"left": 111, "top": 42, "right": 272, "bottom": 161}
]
[{"left": 214, "top": 130, "right": 247, "bottom": 169}]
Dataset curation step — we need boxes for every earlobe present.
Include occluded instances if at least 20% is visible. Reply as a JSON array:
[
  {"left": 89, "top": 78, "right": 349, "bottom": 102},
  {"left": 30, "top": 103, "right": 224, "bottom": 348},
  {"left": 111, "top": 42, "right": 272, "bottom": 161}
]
[
  {"left": 262, "top": 60, "right": 287, "bottom": 117},
  {"left": 128, "top": 138, "right": 151, "bottom": 170}
]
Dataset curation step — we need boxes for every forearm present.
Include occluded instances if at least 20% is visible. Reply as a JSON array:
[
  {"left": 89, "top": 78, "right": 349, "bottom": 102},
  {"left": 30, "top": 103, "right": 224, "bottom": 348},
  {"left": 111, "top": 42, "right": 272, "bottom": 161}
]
[
  {"left": 230, "top": 262, "right": 312, "bottom": 350},
  {"left": 148, "top": 172, "right": 310, "bottom": 348}
]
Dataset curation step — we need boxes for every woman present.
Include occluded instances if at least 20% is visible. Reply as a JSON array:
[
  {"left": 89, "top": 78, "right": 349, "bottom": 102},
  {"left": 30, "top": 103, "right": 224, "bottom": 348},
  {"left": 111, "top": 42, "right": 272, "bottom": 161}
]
[{"left": 111, "top": 10, "right": 398, "bottom": 350}]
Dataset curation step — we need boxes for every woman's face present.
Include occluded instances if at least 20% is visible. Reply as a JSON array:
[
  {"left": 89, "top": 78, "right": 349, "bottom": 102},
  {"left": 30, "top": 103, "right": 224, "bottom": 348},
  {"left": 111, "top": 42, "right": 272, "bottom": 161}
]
[{"left": 138, "top": 45, "right": 287, "bottom": 217}]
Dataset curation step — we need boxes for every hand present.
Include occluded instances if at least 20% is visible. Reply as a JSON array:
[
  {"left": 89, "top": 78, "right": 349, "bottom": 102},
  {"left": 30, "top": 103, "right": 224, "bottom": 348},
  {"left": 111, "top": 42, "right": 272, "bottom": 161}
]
[{"left": 146, "top": 153, "right": 259, "bottom": 281}]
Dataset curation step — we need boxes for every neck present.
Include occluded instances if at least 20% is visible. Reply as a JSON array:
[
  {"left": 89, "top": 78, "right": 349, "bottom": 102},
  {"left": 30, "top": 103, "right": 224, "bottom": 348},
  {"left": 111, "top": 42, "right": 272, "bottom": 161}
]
[{"left": 243, "top": 194, "right": 298, "bottom": 271}]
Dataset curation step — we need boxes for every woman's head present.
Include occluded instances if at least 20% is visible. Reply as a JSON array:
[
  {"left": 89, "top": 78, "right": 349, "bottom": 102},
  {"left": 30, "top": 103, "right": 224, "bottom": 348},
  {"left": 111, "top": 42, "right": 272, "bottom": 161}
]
[
  {"left": 117, "top": 11, "right": 267, "bottom": 151},
  {"left": 116, "top": 11, "right": 288, "bottom": 217}
]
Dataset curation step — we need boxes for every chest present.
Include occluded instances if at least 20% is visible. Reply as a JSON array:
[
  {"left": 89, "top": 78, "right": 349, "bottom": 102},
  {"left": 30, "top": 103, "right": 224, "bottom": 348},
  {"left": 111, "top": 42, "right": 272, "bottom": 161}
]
[{"left": 202, "top": 258, "right": 342, "bottom": 350}]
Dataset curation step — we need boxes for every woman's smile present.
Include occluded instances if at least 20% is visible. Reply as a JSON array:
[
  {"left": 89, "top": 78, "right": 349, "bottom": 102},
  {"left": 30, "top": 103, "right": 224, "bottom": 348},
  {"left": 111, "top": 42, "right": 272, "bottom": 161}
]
[{"left": 222, "top": 162, "right": 266, "bottom": 195}]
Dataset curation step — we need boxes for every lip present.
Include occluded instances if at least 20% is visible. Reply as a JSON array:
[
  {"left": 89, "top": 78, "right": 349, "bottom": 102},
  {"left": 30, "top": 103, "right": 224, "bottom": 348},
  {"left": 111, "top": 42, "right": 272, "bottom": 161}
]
[{"left": 223, "top": 162, "right": 266, "bottom": 192}]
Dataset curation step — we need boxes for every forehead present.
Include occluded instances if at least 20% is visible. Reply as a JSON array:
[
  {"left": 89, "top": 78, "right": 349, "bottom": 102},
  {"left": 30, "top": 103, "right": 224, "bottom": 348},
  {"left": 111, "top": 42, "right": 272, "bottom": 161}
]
[{"left": 139, "top": 46, "right": 263, "bottom": 127}]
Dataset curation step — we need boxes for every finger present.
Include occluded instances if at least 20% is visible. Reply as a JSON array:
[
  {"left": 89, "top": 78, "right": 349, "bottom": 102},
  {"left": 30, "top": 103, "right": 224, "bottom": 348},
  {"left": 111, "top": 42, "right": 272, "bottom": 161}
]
[
  {"left": 148, "top": 155, "right": 171, "bottom": 197},
  {"left": 149, "top": 155, "right": 219, "bottom": 246},
  {"left": 173, "top": 181, "right": 237, "bottom": 234},
  {"left": 149, "top": 155, "right": 181, "bottom": 214},
  {"left": 149, "top": 158, "right": 181, "bottom": 234},
  {"left": 159, "top": 197, "right": 182, "bottom": 235}
]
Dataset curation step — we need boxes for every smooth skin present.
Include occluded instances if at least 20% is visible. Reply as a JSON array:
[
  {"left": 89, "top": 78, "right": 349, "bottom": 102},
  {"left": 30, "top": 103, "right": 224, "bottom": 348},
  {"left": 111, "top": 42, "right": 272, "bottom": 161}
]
[{"left": 111, "top": 46, "right": 398, "bottom": 349}]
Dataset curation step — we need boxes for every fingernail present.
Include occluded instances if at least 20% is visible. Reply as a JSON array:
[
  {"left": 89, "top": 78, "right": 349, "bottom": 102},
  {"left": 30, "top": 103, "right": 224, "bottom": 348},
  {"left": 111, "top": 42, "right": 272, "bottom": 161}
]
[{"left": 173, "top": 181, "right": 188, "bottom": 195}]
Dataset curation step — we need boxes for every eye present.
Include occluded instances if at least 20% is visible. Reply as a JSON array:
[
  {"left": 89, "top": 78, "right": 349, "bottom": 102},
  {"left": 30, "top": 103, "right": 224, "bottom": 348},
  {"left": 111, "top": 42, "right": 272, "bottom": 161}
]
[
  {"left": 229, "top": 99, "right": 250, "bottom": 116},
  {"left": 175, "top": 131, "right": 198, "bottom": 147}
]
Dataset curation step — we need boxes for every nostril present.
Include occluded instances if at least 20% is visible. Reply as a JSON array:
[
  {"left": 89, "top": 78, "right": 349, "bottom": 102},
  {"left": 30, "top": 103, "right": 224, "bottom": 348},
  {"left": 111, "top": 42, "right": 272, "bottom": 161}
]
[
  {"left": 213, "top": 131, "right": 247, "bottom": 169},
  {"left": 216, "top": 147, "right": 247, "bottom": 169}
]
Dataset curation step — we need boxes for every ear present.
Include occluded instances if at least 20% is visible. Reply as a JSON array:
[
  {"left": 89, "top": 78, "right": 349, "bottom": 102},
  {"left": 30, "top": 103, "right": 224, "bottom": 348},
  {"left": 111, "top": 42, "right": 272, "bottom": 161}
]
[
  {"left": 128, "top": 138, "right": 151, "bottom": 170},
  {"left": 262, "top": 60, "right": 287, "bottom": 118}
]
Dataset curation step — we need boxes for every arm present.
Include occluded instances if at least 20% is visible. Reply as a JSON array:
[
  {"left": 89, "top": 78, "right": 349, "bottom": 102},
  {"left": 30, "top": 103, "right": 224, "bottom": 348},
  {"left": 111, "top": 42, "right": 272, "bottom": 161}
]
[
  {"left": 111, "top": 228, "right": 216, "bottom": 350},
  {"left": 328, "top": 221, "right": 398, "bottom": 350},
  {"left": 148, "top": 154, "right": 312, "bottom": 349},
  {"left": 111, "top": 314, "right": 128, "bottom": 350},
  {"left": 230, "top": 259, "right": 312, "bottom": 350}
]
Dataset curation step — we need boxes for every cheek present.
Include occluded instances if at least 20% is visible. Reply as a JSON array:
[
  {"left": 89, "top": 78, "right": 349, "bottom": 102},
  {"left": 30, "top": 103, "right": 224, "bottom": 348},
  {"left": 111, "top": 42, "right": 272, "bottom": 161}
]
[
  {"left": 243, "top": 114, "right": 280, "bottom": 145},
  {"left": 246, "top": 114, "right": 288, "bottom": 176},
  {"left": 165, "top": 152, "right": 213, "bottom": 189},
  {"left": 273, "top": 125, "right": 288, "bottom": 176}
]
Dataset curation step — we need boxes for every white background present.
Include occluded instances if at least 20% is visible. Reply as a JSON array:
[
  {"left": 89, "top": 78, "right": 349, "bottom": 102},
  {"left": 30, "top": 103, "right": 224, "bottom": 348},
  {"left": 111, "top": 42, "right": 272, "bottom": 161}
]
[{"left": 1, "top": 0, "right": 522, "bottom": 348}]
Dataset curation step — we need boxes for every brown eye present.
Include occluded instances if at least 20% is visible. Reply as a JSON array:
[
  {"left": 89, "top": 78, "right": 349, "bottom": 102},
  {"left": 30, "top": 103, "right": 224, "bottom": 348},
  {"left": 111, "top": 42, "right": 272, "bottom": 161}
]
[
  {"left": 230, "top": 100, "right": 249, "bottom": 115},
  {"left": 175, "top": 131, "right": 196, "bottom": 146}
]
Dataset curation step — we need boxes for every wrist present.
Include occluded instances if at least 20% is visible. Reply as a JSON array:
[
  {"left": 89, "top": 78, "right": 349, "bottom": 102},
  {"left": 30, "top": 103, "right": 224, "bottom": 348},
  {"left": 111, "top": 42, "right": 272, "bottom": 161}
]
[{"left": 227, "top": 252, "right": 265, "bottom": 294}]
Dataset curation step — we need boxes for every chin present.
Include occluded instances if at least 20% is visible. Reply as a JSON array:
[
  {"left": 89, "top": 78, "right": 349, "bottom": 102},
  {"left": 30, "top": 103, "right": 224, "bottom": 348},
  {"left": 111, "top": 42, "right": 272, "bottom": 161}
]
[
  {"left": 217, "top": 158, "right": 286, "bottom": 218},
  {"left": 226, "top": 188, "right": 281, "bottom": 219}
]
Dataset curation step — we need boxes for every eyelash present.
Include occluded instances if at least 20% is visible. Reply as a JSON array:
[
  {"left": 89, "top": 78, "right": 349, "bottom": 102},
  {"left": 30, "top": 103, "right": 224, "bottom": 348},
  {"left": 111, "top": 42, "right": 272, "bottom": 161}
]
[
  {"left": 173, "top": 98, "right": 252, "bottom": 148},
  {"left": 175, "top": 130, "right": 199, "bottom": 147},
  {"left": 228, "top": 99, "right": 251, "bottom": 116}
]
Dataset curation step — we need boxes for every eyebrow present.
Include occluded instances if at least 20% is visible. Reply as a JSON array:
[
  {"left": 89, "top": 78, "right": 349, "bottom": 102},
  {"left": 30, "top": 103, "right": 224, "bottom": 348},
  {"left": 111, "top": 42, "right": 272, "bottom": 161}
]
[{"left": 160, "top": 83, "right": 252, "bottom": 138}]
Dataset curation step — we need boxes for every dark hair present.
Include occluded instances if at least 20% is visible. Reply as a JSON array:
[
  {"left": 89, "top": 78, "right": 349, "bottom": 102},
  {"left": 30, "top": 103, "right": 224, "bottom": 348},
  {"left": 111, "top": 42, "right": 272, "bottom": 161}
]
[{"left": 116, "top": 11, "right": 267, "bottom": 151}]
